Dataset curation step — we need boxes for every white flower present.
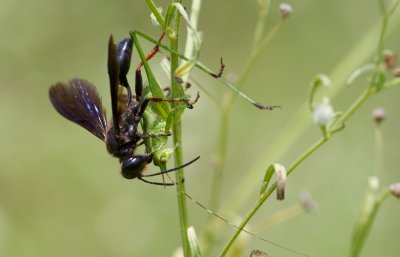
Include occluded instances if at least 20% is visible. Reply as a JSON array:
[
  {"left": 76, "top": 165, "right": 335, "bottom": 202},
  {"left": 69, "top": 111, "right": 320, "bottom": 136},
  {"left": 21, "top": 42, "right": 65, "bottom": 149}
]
[
  {"left": 279, "top": 3, "right": 293, "bottom": 18},
  {"left": 313, "top": 98, "right": 334, "bottom": 126}
]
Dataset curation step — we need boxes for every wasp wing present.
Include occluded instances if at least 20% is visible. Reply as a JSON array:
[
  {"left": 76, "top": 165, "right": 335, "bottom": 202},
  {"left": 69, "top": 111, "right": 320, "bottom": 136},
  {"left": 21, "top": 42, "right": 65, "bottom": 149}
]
[
  {"left": 49, "top": 78, "right": 107, "bottom": 141},
  {"left": 108, "top": 35, "right": 121, "bottom": 133}
]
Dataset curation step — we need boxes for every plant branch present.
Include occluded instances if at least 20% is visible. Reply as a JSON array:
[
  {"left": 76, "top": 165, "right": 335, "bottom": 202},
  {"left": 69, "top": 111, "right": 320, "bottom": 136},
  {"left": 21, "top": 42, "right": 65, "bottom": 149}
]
[
  {"left": 219, "top": 137, "right": 326, "bottom": 257},
  {"left": 222, "top": 3, "right": 400, "bottom": 214},
  {"left": 219, "top": 79, "right": 394, "bottom": 256},
  {"left": 168, "top": 1, "right": 191, "bottom": 256}
]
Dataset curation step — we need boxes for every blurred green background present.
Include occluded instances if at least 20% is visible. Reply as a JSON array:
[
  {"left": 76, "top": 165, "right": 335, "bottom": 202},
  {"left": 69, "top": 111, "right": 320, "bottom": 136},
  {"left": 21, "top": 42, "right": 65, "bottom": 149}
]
[{"left": 1, "top": 0, "right": 399, "bottom": 257}]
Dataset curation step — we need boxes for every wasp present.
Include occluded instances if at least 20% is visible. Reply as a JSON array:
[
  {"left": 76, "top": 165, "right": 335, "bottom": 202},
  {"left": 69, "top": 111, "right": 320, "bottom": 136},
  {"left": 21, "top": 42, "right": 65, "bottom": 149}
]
[{"left": 49, "top": 35, "right": 199, "bottom": 185}]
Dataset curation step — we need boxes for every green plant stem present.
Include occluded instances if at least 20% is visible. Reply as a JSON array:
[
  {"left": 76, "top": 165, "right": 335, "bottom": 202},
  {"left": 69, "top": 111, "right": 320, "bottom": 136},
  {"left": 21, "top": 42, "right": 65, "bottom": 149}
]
[
  {"left": 374, "top": 123, "right": 383, "bottom": 177},
  {"left": 252, "top": 0, "right": 271, "bottom": 50},
  {"left": 217, "top": 2, "right": 400, "bottom": 255},
  {"left": 218, "top": 73, "right": 400, "bottom": 256},
  {"left": 221, "top": 10, "right": 400, "bottom": 214},
  {"left": 383, "top": 77, "right": 400, "bottom": 88},
  {"left": 330, "top": 87, "right": 374, "bottom": 133},
  {"left": 168, "top": 2, "right": 191, "bottom": 257},
  {"left": 182, "top": 0, "right": 201, "bottom": 81},
  {"left": 238, "top": 19, "right": 284, "bottom": 92},
  {"left": 219, "top": 84, "right": 382, "bottom": 256},
  {"left": 350, "top": 189, "right": 391, "bottom": 257},
  {"left": 219, "top": 137, "right": 326, "bottom": 257},
  {"left": 376, "top": 0, "right": 388, "bottom": 66}
]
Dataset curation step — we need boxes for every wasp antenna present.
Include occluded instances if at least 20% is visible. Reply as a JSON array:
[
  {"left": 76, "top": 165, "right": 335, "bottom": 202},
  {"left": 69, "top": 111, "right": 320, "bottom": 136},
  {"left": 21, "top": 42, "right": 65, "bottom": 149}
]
[
  {"left": 182, "top": 191, "right": 310, "bottom": 257},
  {"left": 138, "top": 177, "right": 176, "bottom": 186},
  {"left": 143, "top": 156, "right": 200, "bottom": 177}
]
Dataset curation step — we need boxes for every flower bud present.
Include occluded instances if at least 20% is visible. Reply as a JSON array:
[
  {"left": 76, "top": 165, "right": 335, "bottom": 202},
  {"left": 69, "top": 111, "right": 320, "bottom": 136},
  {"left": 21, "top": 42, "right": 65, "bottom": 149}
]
[
  {"left": 279, "top": 3, "right": 293, "bottom": 18},
  {"left": 383, "top": 50, "right": 397, "bottom": 69},
  {"left": 372, "top": 107, "right": 385, "bottom": 124},
  {"left": 393, "top": 67, "right": 400, "bottom": 77},
  {"left": 389, "top": 183, "right": 400, "bottom": 198},
  {"left": 274, "top": 164, "right": 287, "bottom": 200}
]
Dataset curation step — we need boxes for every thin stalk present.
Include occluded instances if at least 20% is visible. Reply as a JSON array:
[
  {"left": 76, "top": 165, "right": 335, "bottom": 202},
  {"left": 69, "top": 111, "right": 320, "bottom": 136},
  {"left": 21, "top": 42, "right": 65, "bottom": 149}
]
[
  {"left": 219, "top": 84, "right": 380, "bottom": 256},
  {"left": 222, "top": 9, "right": 400, "bottom": 213},
  {"left": 330, "top": 88, "right": 374, "bottom": 132},
  {"left": 375, "top": 0, "right": 388, "bottom": 66},
  {"left": 235, "top": 18, "right": 285, "bottom": 92},
  {"left": 218, "top": 2, "right": 400, "bottom": 254},
  {"left": 350, "top": 189, "right": 391, "bottom": 257},
  {"left": 383, "top": 77, "right": 400, "bottom": 88},
  {"left": 252, "top": 0, "right": 271, "bottom": 50},
  {"left": 169, "top": 2, "right": 191, "bottom": 256},
  {"left": 374, "top": 123, "right": 383, "bottom": 177},
  {"left": 219, "top": 137, "right": 327, "bottom": 257},
  {"left": 181, "top": 0, "right": 201, "bottom": 83}
]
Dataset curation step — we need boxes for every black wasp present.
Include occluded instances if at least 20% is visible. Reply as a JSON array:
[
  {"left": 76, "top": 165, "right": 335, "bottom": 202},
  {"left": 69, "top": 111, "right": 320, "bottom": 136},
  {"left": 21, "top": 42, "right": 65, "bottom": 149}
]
[{"left": 49, "top": 35, "right": 199, "bottom": 185}]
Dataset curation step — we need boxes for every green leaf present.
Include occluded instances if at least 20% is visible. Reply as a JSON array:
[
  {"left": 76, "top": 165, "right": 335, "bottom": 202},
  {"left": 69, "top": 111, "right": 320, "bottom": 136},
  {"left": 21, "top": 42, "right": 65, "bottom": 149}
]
[
  {"left": 308, "top": 73, "right": 331, "bottom": 111},
  {"left": 165, "top": 4, "right": 175, "bottom": 29},
  {"left": 346, "top": 63, "right": 374, "bottom": 85},
  {"left": 146, "top": 0, "right": 165, "bottom": 29},
  {"left": 259, "top": 165, "right": 275, "bottom": 197},
  {"left": 187, "top": 226, "right": 202, "bottom": 257}
]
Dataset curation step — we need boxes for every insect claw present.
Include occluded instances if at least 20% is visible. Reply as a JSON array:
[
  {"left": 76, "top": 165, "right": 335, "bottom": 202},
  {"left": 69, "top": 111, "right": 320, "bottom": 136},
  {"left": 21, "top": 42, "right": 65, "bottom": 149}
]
[
  {"left": 184, "top": 92, "right": 201, "bottom": 109},
  {"left": 192, "top": 92, "right": 200, "bottom": 105},
  {"left": 211, "top": 56, "right": 225, "bottom": 78},
  {"left": 253, "top": 103, "right": 281, "bottom": 110}
]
